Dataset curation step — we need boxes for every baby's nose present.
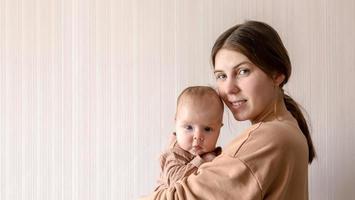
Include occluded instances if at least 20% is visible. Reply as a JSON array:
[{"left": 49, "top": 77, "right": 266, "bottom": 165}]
[{"left": 193, "top": 132, "right": 204, "bottom": 143}]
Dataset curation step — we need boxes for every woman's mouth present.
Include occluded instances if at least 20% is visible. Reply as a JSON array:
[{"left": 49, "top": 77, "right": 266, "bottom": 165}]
[{"left": 231, "top": 100, "right": 247, "bottom": 109}]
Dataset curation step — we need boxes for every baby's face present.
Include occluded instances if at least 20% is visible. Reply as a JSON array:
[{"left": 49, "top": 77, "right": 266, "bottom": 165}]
[{"left": 175, "top": 99, "right": 223, "bottom": 155}]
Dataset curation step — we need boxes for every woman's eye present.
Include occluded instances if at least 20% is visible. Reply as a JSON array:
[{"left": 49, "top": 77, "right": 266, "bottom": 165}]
[
  {"left": 238, "top": 68, "right": 250, "bottom": 76},
  {"left": 215, "top": 73, "right": 227, "bottom": 80}
]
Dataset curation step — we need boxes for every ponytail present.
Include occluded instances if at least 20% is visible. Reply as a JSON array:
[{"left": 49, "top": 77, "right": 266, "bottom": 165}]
[{"left": 283, "top": 94, "right": 316, "bottom": 163}]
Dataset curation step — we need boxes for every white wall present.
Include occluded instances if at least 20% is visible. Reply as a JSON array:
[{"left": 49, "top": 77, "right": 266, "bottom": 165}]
[{"left": 1, "top": 0, "right": 355, "bottom": 199}]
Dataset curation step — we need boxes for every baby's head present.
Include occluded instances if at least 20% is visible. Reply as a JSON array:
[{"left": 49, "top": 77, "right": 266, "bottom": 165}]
[{"left": 175, "top": 86, "right": 224, "bottom": 155}]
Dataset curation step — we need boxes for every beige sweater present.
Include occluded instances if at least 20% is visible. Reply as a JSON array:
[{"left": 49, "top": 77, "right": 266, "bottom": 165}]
[{"left": 140, "top": 111, "right": 309, "bottom": 200}]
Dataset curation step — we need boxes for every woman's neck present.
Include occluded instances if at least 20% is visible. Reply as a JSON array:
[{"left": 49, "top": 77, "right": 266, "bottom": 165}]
[{"left": 251, "top": 99, "right": 288, "bottom": 124}]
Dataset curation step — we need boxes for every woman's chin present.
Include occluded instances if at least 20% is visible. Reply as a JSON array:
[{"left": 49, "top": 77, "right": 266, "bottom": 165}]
[{"left": 232, "top": 113, "right": 249, "bottom": 121}]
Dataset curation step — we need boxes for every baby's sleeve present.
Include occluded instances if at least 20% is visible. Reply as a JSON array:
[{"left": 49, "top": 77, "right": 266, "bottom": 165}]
[{"left": 155, "top": 149, "right": 204, "bottom": 191}]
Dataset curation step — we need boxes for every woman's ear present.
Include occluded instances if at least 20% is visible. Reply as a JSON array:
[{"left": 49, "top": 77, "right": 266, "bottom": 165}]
[{"left": 273, "top": 74, "right": 286, "bottom": 87}]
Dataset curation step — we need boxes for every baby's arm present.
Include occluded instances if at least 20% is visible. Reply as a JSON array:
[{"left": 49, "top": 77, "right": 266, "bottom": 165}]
[
  {"left": 155, "top": 133, "right": 222, "bottom": 191},
  {"left": 155, "top": 145, "right": 222, "bottom": 191},
  {"left": 155, "top": 148, "right": 204, "bottom": 191}
]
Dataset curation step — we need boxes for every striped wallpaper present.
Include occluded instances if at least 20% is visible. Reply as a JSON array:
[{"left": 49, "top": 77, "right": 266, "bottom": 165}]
[{"left": 1, "top": 0, "right": 355, "bottom": 199}]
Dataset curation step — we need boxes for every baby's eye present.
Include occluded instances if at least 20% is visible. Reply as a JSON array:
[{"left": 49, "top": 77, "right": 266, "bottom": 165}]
[
  {"left": 204, "top": 127, "right": 212, "bottom": 132},
  {"left": 185, "top": 125, "right": 193, "bottom": 131}
]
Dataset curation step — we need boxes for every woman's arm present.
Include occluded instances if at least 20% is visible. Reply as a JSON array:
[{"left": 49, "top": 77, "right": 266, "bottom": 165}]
[
  {"left": 143, "top": 154, "right": 262, "bottom": 200},
  {"left": 140, "top": 120, "right": 308, "bottom": 200}
]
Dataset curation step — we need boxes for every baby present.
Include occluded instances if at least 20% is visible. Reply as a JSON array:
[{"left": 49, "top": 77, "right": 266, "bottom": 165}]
[{"left": 155, "top": 86, "right": 224, "bottom": 191}]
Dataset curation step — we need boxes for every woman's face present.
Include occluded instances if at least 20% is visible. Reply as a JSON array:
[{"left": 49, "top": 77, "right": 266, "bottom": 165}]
[{"left": 214, "top": 49, "right": 279, "bottom": 123}]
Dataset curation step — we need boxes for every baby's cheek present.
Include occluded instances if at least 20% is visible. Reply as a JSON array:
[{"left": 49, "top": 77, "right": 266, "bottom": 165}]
[
  {"left": 184, "top": 137, "right": 193, "bottom": 147},
  {"left": 204, "top": 143, "right": 215, "bottom": 152}
]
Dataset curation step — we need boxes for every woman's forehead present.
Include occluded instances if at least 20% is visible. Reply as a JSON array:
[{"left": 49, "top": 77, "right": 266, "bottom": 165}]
[{"left": 214, "top": 49, "right": 251, "bottom": 69}]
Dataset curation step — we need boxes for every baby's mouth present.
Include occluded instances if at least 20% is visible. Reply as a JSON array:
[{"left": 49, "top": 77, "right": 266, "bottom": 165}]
[{"left": 192, "top": 146, "right": 203, "bottom": 155}]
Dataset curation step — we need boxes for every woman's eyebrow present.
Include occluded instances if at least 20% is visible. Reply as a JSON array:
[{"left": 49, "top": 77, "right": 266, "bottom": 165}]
[{"left": 213, "top": 61, "right": 250, "bottom": 73}]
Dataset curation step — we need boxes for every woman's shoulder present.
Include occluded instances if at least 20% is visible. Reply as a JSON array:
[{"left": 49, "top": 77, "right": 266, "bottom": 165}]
[
  {"left": 257, "top": 114, "right": 307, "bottom": 146},
  {"left": 220, "top": 116, "right": 309, "bottom": 196},
  {"left": 250, "top": 117, "right": 307, "bottom": 151},
  {"left": 224, "top": 115, "right": 307, "bottom": 159}
]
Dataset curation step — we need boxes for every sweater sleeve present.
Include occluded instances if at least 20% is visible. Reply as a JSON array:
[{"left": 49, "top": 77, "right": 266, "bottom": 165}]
[
  {"left": 139, "top": 124, "right": 265, "bottom": 200},
  {"left": 140, "top": 116, "right": 309, "bottom": 200},
  {"left": 141, "top": 154, "right": 262, "bottom": 200},
  {"left": 163, "top": 153, "right": 203, "bottom": 186},
  {"left": 155, "top": 149, "right": 204, "bottom": 191}
]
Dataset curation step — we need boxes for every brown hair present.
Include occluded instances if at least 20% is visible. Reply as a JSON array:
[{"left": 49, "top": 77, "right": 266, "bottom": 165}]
[
  {"left": 211, "top": 20, "right": 315, "bottom": 163},
  {"left": 176, "top": 86, "right": 224, "bottom": 117}
]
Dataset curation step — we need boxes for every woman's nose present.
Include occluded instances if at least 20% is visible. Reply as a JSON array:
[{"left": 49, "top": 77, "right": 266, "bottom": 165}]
[{"left": 224, "top": 78, "right": 239, "bottom": 94}]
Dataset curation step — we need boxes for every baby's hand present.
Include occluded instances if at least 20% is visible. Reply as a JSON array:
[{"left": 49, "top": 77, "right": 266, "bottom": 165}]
[{"left": 201, "top": 152, "right": 216, "bottom": 162}]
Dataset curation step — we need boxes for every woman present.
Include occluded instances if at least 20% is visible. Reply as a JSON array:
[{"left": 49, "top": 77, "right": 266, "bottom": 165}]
[{"left": 141, "top": 20, "right": 316, "bottom": 200}]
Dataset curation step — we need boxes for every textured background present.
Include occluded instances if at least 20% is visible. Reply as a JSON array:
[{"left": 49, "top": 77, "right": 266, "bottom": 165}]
[{"left": 1, "top": 0, "right": 355, "bottom": 199}]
